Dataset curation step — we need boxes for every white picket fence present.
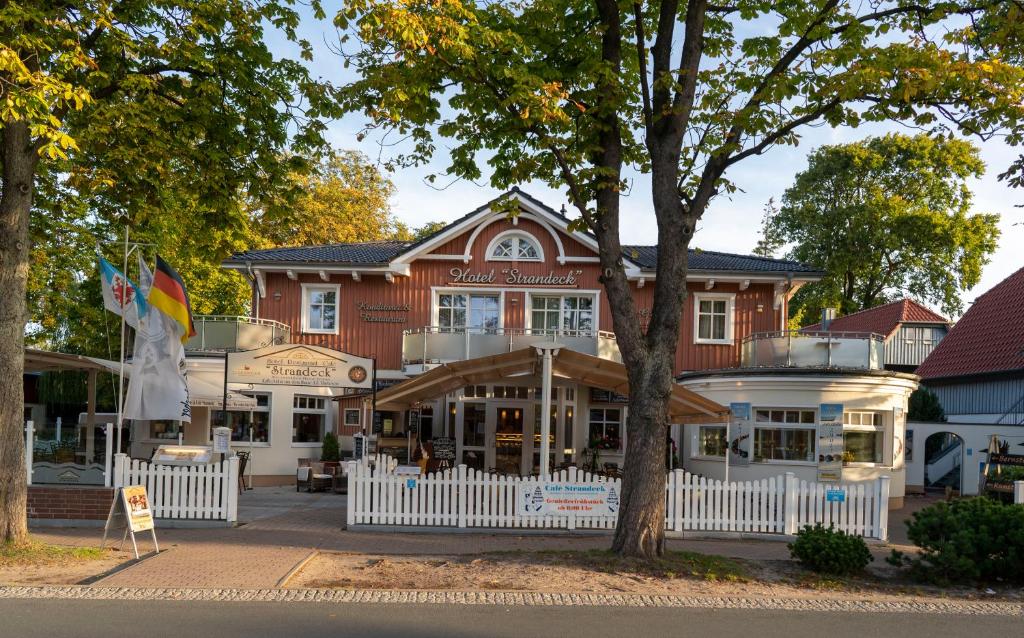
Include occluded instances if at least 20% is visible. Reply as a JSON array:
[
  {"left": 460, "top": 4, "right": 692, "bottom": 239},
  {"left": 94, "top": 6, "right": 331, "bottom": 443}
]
[
  {"left": 347, "top": 458, "right": 891, "bottom": 540},
  {"left": 113, "top": 453, "right": 239, "bottom": 522}
]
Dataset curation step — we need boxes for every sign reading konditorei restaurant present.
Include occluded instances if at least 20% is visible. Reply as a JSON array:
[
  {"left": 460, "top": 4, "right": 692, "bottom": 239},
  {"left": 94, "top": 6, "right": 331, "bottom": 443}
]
[
  {"left": 357, "top": 301, "right": 410, "bottom": 323},
  {"left": 817, "top": 403, "right": 844, "bottom": 483},
  {"left": 227, "top": 344, "right": 373, "bottom": 390},
  {"left": 449, "top": 267, "right": 584, "bottom": 287}
]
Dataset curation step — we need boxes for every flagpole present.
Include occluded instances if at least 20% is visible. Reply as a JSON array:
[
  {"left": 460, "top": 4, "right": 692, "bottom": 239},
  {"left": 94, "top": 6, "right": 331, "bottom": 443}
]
[{"left": 116, "top": 225, "right": 130, "bottom": 455}]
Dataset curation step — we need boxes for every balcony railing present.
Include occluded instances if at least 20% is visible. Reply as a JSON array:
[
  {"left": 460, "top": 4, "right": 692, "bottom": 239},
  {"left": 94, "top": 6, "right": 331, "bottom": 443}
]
[
  {"left": 402, "top": 327, "right": 622, "bottom": 369},
  {"left": 740, "top": 330, "right": 884, "bottom": 370},
  {"left": 185, "top": 315, "right": 291, "bottom": 353}
]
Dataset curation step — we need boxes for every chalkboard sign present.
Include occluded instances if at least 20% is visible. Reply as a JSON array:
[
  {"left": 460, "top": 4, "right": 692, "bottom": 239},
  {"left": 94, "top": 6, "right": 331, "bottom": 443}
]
[
  {"left": 408, "top": 410, "right": 420, "bottom": 435},
  {"left": 589, "top": 388, "right": 629, "bottom": 403},
  {"left": 372, "top": 411, "right": 384, "bottom": 434},
  {"left": 353, "top": 433, "right": 367, "bottom": 460},
  {"left": 432, "top": 437, "right": 456, "bottom": 461}
]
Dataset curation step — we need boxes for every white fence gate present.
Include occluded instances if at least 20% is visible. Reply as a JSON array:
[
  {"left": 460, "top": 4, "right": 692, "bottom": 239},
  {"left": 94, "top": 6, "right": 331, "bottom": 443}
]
[
  {"left": 347, "top": 458, "right": 891, "bottom": 540},
  {"left": 113, "top": 453, "right": 239, "bottom": 522}
]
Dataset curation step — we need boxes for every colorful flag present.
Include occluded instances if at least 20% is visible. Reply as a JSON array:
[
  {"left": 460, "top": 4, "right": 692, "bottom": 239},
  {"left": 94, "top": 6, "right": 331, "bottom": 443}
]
[
  {"left": 147, "top": 256, "right": 196, "bottom": 343},
  {"left": 123, "top": 256, "right": 191, "bottom": 423},
  {"left": 98, "top": 256, "right": 147, "bottom": 329}
]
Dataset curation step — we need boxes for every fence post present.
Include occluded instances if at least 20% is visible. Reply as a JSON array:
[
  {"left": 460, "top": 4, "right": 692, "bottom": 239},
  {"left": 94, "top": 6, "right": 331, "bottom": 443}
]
[
  {"left": 113, "top": 453, "right": 128, "bottom": 488},
  {"left": 1015, "top": 481, "right": 1024, "bottom": 505},
  {"left": 103, "top": 423, "right": 114, "bottom": 487},
  {"left": 457, "top": 464, "right": 468, "bottom": 529},
  {"left": 346, "top": 461, "right": 357, "bottom": 527},
  {"left": 877, "top": 476, "right": 891, "bottom": 541},
  {"left": 24, "top": 421, "right": 34, "bottom": 486},
  {"left": 784, "top": 472, "right": 798, "bottom": 535},
  {"left": 226, "top": 455, "right": 240, "bottom": 523}
]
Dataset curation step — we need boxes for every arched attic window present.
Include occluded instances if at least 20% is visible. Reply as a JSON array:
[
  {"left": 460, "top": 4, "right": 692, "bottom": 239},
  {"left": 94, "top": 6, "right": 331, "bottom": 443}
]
[{"left": 487, "top": 231, "right": 543, "bottom": 261}]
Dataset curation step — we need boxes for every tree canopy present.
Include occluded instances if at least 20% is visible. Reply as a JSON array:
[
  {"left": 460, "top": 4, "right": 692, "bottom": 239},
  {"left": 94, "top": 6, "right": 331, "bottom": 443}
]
[{"left": 762, "top": 133, "right": 999, "bottom": 324}]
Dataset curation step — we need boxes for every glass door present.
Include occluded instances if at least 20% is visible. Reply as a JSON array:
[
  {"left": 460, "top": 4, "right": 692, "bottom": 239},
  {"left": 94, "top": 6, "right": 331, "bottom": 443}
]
[
  {"left": 493, "top": 406, "right": 525, "bottom": 475},
  {"left": 460, "top": 402, "right": 487, "bottom": 471}
]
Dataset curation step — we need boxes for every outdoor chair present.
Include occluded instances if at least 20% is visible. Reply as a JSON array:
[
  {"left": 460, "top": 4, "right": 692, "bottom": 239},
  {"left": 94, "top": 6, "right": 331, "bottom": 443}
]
[
  {"left": 235, "top": 451, "right": 250, "bottom": 493},
  {"left": 296, "top": 459, "right": 332, "bottom": 493}
]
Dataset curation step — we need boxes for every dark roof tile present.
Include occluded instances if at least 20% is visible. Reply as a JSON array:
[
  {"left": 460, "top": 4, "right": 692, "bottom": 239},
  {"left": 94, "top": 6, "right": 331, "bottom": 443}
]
[{"left": 803, "top": 299, "right": 949, "bottom": 337}]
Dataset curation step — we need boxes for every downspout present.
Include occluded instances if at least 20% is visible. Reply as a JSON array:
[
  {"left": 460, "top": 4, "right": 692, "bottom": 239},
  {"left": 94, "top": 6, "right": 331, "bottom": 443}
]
[{"left": 244, "top": 261, "right": 259, "bottom": 319}]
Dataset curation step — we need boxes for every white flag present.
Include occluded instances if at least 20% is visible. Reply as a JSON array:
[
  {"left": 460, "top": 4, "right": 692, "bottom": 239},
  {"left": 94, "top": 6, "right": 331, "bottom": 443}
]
[{"left": 123, "top": 256, "right": 191, "bottom": 423}]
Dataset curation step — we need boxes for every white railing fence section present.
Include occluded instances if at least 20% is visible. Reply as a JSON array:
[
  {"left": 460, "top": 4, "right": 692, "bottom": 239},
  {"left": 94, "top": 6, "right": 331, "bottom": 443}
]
[
  {"left": 347, "top": 460, "right": 892, "bottom": 540},
  {"left": 113, "top": 453, "right": 239, "bottom": 522}
]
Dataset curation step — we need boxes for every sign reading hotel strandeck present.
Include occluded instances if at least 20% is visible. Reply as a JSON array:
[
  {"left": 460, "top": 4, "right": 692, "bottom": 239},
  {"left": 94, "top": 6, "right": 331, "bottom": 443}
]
[
  {"left": 518, "top": 482, "right": 620, "bottom": 517},
  {"left": 226, "top": 344, "right": 373, "bottom": 390}
]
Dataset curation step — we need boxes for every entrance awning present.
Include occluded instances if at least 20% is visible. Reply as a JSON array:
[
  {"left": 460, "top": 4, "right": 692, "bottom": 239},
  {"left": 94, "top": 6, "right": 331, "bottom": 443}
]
[{"left": 375, "top": 347, "right": 730, "bottom": 423}]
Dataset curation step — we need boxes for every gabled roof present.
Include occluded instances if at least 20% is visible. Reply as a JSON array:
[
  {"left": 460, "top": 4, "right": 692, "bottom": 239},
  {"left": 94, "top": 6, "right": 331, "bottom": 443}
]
[
  {"left": 227, "top": 240, "right": 409, "bottom": 266},
  {"left": 622, "top": 245, "right": 822, "bottom": 274},
  {"left": 916, "top": 268, "right": 1024, "bottom": 380},
  {"left": 803, "top": 299, "right": 950, "bottom": 338}
]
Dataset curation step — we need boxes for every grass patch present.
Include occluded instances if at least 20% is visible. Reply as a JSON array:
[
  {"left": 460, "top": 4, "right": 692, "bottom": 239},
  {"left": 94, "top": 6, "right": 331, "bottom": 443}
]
[
  {"left": 535, "top": 549, "right": 750, "bottom": 582},
  {"left": 0, "top": 539, "right": 107, "bottom": 567}
]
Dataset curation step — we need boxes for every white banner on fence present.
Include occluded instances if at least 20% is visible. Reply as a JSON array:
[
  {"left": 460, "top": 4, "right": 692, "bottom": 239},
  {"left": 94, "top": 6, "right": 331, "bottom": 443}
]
[{"left": 518, "top": 482, "right": 620, "bottom": 517}]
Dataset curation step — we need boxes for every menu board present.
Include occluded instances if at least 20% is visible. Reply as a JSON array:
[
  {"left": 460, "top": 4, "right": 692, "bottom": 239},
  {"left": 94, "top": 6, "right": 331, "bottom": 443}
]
[
  {"left": 817, "top": 403, "right": 844, "bottom": 483},
  {"left": 432, "top": 437, "right": 456, "bottom": 461}
]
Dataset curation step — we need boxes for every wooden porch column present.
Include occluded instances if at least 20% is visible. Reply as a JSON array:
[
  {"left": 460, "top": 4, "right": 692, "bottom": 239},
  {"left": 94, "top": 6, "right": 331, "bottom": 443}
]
[
  {"left": 537, "top": 345, "right": 558, "bottom": 476},
  {"left": 85, "top": 369, "right": 97, "bottom": 463}
]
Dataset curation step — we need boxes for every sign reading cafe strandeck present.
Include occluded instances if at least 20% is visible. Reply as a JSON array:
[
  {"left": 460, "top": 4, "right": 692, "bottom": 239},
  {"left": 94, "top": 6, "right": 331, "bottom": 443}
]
[
  {"left": 518, "top": 482, "right": 620, "bottom": 517},
  {"left": 226, "top": 344, "right": 373, "bottom": 390}
]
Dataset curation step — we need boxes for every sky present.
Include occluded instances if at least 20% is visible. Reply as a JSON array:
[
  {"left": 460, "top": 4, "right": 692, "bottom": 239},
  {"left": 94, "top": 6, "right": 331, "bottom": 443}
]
[{"left": 267, "top": 5, "right": 1023, "bottom": 320}]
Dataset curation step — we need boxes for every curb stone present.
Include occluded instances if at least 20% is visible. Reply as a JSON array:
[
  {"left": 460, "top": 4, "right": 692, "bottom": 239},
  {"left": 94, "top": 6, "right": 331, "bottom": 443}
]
[{"left": 0, "top": 586, "right": 1021, "bottom": 615}]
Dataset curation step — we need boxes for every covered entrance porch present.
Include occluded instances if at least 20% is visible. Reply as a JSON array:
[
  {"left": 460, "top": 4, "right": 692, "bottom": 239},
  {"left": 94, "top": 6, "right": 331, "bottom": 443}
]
[{"left": 374, "top": 346, "right": 729, "bottom": 476}]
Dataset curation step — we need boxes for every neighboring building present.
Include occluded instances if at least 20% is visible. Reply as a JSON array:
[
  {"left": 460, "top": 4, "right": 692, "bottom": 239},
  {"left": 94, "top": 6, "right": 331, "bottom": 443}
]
[
  {"left": 126, "top": 189, "right": 917, "bottom": 504},
  {"left": 803, "top": 299, "right": 951, "bottom": 373},
  {"left": 905, "top": 267, "right": 1024, "bottom": 495}
]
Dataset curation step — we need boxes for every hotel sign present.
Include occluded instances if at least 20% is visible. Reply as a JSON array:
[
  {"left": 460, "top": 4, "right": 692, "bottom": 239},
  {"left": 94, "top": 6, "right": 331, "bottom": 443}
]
[
  {"left": 449, "top": 267, "right": 583, "bottom": 287},
  {"left": 227, "top": 344, "right": 373, "bottom": 390}
]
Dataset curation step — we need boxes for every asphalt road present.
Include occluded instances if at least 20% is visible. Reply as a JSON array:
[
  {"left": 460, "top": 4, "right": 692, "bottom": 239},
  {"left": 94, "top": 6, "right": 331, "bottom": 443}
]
[{"left": 1, "top": 599, "right": 1019, "bottom": 638}]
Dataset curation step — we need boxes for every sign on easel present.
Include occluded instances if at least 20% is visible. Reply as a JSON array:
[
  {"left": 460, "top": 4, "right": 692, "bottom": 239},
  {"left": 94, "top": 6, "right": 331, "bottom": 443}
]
[{"left": 102, "top": 485, "right": 159, "bottom": 559}]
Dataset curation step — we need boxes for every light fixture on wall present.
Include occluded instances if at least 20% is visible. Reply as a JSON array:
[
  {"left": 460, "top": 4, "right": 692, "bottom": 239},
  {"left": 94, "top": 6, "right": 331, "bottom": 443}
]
[{"left": 273, "top": 291, "right": 282, "bottom": 301}]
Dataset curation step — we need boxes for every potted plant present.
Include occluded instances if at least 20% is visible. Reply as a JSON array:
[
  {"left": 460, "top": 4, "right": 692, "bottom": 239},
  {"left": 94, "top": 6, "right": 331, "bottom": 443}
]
[{"left": 321, "top": 432, "right": 341, "bottom": 473}]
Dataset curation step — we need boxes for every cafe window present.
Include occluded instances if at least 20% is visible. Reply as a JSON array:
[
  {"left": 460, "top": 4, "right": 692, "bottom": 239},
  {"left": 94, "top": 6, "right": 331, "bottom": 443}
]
[
  {"left": 753, "top": 409, "right": 816, "bottom": 462},
  {"left": 463, "top": 385, "right": 487, "bottom": 398},
  {"left": 698, "top": 425, "right": 727, "bottom": 457},
  {"left": 693, "top": 293, "right": 734, "bottom": 344},
  {"left": 843, "top": 411, "right": 884, "bottom": 464},
  {"left": 488, "top": 232, "right": 542, "bottom": 261},
  {"left": 211, "top": 392, "right": 271, "bottom": 443},
  {"left": 343, "top": 408, "right": 361, "bottom": 427},
  {"left": 438, "top": 293, "right": 499, "bottom": 333},
  {"left": 530, "top": 295, "right": 595, "bottom": 336},
  {"left": 150, "top": 420, "right": 183, "bottom": 441},
  {"left": 588, "top": 408, "right": 622, "bottom": 451},
  {"left": 301, "top": 284, "right": 339, "bottom": 334},
  {"left": 462, "top": 403, "right": 486, "bottom": 447},
  {"left": 292, "top": 395, "right": 328, "bottom": 444}
]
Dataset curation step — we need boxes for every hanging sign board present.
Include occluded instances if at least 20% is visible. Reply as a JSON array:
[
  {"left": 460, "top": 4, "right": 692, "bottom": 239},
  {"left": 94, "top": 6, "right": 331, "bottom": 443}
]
[
  {"left": 408, "top": 410, "right": 420, "bottom": 435},
  {"left": 519, "top": 482, "right": 620, "bottom": 517},
  {"left": 372, "top": 412, "right": 385, "bottom": 434},
  {"left": 102, "top": 485, "right": 159, "bottom": 559},
  {"left": 227, "top": 344, "right": 373, "bottom": 390},
  {"left": 728, "top": 402, "right": 752, "bottom": 467},
  {"left": 353, "top": 433, "right": 367, "bottom": 460},
  {"left": 817, "top": 403, "right": 844, "bottom": 483}
]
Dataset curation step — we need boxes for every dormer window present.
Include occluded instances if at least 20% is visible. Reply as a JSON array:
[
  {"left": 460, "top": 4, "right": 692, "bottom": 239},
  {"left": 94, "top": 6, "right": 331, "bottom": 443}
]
[{"left": 487, "top": 231, "right": 543, "bottom": 261}]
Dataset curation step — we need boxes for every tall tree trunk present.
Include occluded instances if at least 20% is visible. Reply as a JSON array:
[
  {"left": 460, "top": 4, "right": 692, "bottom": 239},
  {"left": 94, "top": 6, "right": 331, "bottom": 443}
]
[{"left": 0, "top": 120, "right": 36, "bottom": 544}]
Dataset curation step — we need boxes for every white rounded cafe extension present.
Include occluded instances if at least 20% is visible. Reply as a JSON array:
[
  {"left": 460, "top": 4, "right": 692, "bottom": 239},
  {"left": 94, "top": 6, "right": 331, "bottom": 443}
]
[{"left": 676, "top": 368, "right": 918, "bottom": 508}]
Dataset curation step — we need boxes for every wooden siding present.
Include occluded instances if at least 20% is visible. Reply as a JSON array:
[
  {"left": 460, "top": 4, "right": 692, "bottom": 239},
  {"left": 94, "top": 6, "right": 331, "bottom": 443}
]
[
  {"left": 926, "top": 375, "right": 1024, "bottom": 418},
  {"left": 885, "top": 325, "right": 948, "bottom": 368}
]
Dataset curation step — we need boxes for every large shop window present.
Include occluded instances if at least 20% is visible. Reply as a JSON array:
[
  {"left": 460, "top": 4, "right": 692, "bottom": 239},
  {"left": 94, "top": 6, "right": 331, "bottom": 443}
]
[
  {"left": 211, "top": 392, "right": 271, "bottom": 443},
  {"left": 530, "top": 295, "right": 595, "bottom": 336},
  {"left": 698, "top": 425, "right": 727, "bottom": 457},
  {"left": 343, "top": 408, "right": 361, "bottom": 427},
  {"left": 292, "top": 395, "right": 328, "bottom": 444},
  {"left": 693, "top": 293, "right": 735, "bottom": 344},
  {"left": 753, "top": 409, "right": 816, "bottom": 462},
  {"left": 588, "top": 408, "right": 622, "bottom": 451},
  {"left": 843, "top": 411, "right": 884, "bottom": 464},
  {"left": 437, "top": 293, "right": 499, "bottom": 333},
  {"left": 302, "top": 284, "right": 339, "bottom": 334},
  {"left": 489, "top": 232, "right": 542, "bottom": 261}
]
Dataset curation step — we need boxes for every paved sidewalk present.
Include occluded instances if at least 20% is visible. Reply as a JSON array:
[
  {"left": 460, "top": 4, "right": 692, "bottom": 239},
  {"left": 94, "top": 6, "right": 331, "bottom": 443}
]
[{"left": 29, "top": 486, "right": 917, "bottom": 589}]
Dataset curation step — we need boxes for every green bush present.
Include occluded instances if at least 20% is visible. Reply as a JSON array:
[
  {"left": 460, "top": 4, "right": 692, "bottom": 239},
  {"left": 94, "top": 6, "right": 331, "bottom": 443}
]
[
  {"left": 788, "top": 524, "right": 873, "bottom": 576},
  {"left": 321, "top": 432, "right": 340, "bottom": 462},
  {"left": 892, "top": 497, "right": 1024, "bottom": 586}
]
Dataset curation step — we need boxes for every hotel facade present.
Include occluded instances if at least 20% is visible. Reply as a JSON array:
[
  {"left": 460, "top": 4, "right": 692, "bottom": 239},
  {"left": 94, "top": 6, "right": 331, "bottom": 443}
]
[{"left": 128, "top": 189, "right": 916, "bottom": 505}]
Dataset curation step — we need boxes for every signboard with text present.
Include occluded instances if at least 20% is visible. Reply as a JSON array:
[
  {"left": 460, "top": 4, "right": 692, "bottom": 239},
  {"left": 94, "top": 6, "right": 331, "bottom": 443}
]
[
  {"left": 728, "top": 402, "right": 752, "bottom": 467},
  {"left": 227, "top": 344, "right": 372, "bottom": 390},
  {"left": 817, "top": 403, "right": 844, "bottom": 483},
  {"left": 431, "top": 437, "right": 456, "bottom": 461},
  {"left": 518, "top": 482, "right": 620, "bottom": 517},
  {"left": 102, "top": 484, "right": 159, "bottom": 559}
]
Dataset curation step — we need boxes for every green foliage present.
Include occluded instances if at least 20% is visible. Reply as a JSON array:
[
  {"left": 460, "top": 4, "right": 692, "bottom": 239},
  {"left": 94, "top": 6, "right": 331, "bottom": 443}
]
[
  {"left": 788, "top": 524, "right": 873, "bottom": 576},
  {"left": 987, "top": 465, "right": 1024, "bottom": 485},
  {"left": 766, "top": 134, "right": 1000, "bottom": 320},
  {"left": 909, "top": 387, "right": 946, "bottom": 422},
  {"left": 890, "top": 497, "right": 1024, "bottom": 586},
  {"left": 321, "top": 432, "right": 341, "bottom": 462}
]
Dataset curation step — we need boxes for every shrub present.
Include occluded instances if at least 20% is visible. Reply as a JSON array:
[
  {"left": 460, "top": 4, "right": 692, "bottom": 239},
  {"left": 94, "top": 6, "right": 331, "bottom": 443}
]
[
  {"left": 321, "top": 432, "right": 340, "bottom": 462},
  {"left": 788, "top": 524, "right": 873, "bottom": 576},
  {"left": 892, "top": 497, "right": 1024, "bottom": 586}
]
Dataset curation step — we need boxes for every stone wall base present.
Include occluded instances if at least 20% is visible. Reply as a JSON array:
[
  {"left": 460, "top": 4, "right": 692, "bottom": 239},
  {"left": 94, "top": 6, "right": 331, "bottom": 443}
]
[{"left": 27, "top": 485, "right": 114, "bottom": 521}]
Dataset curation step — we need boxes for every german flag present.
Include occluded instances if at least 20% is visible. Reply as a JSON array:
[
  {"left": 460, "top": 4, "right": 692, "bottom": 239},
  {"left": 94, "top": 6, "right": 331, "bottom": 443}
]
[{"left": 148, "top": 256, "right": 196, "bottom": 342}]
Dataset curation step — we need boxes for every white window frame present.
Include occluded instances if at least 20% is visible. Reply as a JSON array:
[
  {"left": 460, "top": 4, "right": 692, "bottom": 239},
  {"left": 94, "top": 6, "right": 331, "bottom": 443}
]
[
  {"left": 432, "top": 288, "right": 505, "bottom": 333},
  {"left": 526, "top": 292, "right": 598, "bottom": 336},
  {"left": 693, "top": 292, "right": 736, "bottom": 345},
  {"left": 300, "top": 283, "right": 341, "bottom": 335},
  {"left": 210, "top": 391, "right": 272, "bottom": 446},
  {"left": 842, "top": 411, "right": 885, "bottom": 466},
  {"left": 587, "top": 406, "right": 624, "bottom": 453},
  {"left": 485, "top": 230, "right": 544, "bottom": 262},
  {"left": 291, "top": 394, "right": 330, "bottom": 447},
  {"left": 751, "top": 408, "right": 817, "bottom": 465},
  {"left": 695, "top": 424, "right": 728, "bottom": 458},
  {"left": 343, "top": 408, "right": 361, "bottom": 427}
]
